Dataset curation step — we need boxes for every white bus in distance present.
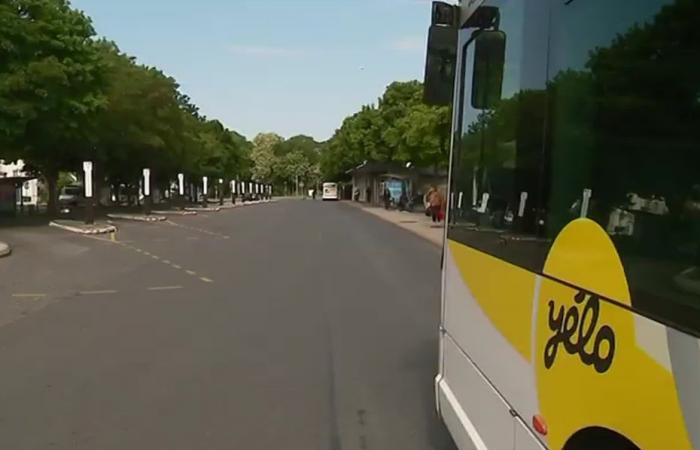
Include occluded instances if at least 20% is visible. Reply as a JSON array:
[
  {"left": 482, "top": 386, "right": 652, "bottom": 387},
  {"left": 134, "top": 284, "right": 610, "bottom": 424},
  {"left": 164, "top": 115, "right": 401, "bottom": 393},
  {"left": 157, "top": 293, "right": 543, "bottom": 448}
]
[{"left": 322, "top": 182, "right": 339, "bottom": 201}]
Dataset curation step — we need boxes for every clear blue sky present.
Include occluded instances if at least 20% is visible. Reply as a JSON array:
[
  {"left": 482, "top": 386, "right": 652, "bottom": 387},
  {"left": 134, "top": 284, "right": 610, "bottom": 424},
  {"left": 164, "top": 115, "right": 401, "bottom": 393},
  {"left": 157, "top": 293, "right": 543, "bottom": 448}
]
[{"left": 70, "top": 0, "right": 433, "bottom": 141}]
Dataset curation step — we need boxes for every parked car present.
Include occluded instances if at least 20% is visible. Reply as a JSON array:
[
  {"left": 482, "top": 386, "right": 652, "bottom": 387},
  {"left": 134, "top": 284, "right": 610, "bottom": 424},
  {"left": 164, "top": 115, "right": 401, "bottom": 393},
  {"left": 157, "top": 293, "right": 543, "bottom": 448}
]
[{"left": 58, "top": 185, "right": 83, "bottom": 207}]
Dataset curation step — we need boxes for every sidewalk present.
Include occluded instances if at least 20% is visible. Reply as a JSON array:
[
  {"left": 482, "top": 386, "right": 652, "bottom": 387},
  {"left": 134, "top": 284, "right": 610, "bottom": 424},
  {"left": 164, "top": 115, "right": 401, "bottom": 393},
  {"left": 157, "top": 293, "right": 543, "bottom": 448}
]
[{"left": 348, "top": 202, "right": 444, "bottom": 247}]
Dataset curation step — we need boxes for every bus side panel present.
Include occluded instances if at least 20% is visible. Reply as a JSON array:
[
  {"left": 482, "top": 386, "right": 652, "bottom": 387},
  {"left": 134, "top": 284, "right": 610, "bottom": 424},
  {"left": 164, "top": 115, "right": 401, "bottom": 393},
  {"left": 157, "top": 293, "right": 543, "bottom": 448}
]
[
  {"left": 442, "top": 242, "right": 541, "bottom": 421},
  {"left": 514, "top": 417, "right": 547, "bottom": 450},
  {"left": 440, "top": 242, "right": 542, "bottom": 448},
  {"left": 439, "top": 333, "right": 514, "bottom": 450}
]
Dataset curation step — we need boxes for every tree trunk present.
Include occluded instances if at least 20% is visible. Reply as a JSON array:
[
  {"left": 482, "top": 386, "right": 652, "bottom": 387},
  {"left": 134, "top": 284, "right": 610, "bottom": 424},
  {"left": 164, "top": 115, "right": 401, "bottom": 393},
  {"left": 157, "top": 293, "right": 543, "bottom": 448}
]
[{"left": 46, "top": 170, "right": 59, "bottom": 217}]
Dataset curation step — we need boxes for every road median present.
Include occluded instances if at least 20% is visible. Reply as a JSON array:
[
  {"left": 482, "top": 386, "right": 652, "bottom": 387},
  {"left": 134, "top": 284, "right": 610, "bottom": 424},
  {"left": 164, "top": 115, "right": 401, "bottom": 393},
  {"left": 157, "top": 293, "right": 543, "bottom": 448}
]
[
  {"left": 50, "top": 220, "right": 116, "bottom": 235},
  {"left": 0, "top": 241, "right": 11, "bottom": 257},
  {"left": 106, "top": 213, "right": 167, "bottom": 222}
]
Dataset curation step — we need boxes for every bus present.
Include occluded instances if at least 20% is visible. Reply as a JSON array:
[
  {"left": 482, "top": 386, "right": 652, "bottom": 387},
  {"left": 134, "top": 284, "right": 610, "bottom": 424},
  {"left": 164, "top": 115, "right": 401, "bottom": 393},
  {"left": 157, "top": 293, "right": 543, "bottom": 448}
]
[
  {"left": 322, "top": 182, "right": 339, "bottom": 201},
  {"left": 424, "top": 1, "right": 700, "bottom": 449}
]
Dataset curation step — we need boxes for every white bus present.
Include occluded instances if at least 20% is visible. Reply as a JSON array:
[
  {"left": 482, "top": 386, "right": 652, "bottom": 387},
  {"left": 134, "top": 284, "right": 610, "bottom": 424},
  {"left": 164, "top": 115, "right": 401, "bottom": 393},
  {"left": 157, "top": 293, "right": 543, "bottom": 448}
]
[
  {"left": 426, "top": 1, "right": 700, "bottom": 450},
  {"left": 322, "top": 182, "right": 339, "bottom": 201}
]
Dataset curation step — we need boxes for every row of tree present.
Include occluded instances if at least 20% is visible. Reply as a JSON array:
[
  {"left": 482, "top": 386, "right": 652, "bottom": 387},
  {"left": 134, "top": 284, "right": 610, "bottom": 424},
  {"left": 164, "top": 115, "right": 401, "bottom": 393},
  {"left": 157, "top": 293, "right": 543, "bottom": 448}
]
[
  {"left": 0, "top": 1, "right": 450, "bottom": 213},
  {"left": 0, "top": 0, "right": 252, "bottom": 213},
  {"left": 320, "top": 80, "right": 451, "bottom": 181}
]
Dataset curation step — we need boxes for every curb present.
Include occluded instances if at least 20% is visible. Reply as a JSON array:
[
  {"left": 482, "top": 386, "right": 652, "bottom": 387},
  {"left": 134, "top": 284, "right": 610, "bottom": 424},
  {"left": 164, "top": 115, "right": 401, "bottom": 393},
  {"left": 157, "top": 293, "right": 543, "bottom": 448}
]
[
  {"left": 106, "top": 214, "right": 167, "bottom": 222},
  {"left": 49, "top": 221, "right": 117, "bottom": 235},
  {"left": 0, "top": 242, "right": 11, "bottom": 258},
  {"left": 185, "top": 207, "right": 221, "bottom": 212},
  {"left": 152, "top": 210, "right": 198, "bottom": 216}
]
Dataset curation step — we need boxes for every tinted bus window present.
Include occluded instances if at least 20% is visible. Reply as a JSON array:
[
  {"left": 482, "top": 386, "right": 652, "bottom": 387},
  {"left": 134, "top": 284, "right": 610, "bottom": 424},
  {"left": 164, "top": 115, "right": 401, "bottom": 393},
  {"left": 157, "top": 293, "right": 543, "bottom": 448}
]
[
  {"left": 544, "top": 0, "right": 700, "bottom": 334},
  {"left": 447, "top": 0, "right": 550, "bottom": 272}
]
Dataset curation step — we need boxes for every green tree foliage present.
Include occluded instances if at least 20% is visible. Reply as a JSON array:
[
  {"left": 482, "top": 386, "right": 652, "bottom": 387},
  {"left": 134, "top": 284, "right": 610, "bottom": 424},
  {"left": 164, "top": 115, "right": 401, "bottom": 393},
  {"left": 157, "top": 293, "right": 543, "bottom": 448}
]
[
  {"left": 0, "top": 0, "right": 252, "bottom": 212},
  {"left": 0, "top": 0, "right": 108, "bottom": 212},
  {"left": 250, "top": 133, "right": 283, "bottom": 182},
  {"left": 321, "top": 81, "right": 450, "bottom": 180}
]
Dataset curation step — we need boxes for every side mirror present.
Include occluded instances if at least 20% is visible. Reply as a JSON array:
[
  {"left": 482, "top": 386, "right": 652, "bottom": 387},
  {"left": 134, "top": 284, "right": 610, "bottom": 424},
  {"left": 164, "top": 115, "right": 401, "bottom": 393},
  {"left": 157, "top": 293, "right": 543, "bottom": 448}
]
[
  {"left": 423, "top": 2, "right": 458, "bottom": 106},
  {"left": 423, "top": 25, "right": 458, "bottom": 106},
  {"left": 471, "top": 30, "right": 506, "bottom": 110}
]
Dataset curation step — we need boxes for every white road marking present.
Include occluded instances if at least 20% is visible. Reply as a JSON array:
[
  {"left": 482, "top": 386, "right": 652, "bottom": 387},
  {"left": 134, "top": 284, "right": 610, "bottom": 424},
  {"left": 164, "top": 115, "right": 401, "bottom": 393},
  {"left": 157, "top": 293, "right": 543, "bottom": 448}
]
[
  {"left": 12, "top": 293, "right": 46, "bottom": 298},
  {"left": 199, "top": 277, "right": 213, "bottom": 283},
  {"left": 172, "top": 264, "right": 182, "bottom": 269},
  {"left": 147, "top": 285, "right": 183, "bottom": 291},
  {"left": 79, "top": 290, "right": 117, "bottom": 295},
  {"left": 185, "top": 270, "right": 197, "bottom": 276},
  {"left": 162, "top": 260, "right": 171, "bottom": 264}
]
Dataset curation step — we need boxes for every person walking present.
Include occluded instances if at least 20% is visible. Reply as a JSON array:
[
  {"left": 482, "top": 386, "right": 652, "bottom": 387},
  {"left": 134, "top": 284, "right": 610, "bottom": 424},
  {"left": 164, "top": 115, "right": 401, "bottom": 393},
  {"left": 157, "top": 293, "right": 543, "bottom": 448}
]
[{"left": 428, "top": 186, "right": 444, "bottom": 223}]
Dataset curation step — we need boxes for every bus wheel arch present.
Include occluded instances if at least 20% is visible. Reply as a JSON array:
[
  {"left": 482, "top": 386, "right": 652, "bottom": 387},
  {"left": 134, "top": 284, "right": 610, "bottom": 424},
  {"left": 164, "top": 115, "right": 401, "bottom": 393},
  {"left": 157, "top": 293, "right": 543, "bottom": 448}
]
[{"left": 564, "top": 427, "right": 640, "bottom": 450}]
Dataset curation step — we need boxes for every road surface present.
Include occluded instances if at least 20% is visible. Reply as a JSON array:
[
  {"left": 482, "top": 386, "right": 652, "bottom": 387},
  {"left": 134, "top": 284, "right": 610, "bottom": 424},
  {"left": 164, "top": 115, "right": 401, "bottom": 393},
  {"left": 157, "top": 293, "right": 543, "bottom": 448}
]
[{"left": 0, "top": 199, "right": 455, "bottom": 450}]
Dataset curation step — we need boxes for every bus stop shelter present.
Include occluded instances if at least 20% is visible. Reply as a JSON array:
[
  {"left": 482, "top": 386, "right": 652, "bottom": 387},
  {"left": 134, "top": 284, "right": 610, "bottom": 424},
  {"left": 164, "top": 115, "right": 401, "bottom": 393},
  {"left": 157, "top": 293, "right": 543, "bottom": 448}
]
[{"left": 0, "top": 176, "right": 36, "bottom": 216}]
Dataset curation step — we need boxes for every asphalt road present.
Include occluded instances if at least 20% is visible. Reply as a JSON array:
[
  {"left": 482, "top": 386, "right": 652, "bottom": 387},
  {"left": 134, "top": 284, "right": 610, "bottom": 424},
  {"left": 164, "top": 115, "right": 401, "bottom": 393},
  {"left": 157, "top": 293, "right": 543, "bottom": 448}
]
[{"left": 0, "top": 199, "right": 455, "bottom": 450}]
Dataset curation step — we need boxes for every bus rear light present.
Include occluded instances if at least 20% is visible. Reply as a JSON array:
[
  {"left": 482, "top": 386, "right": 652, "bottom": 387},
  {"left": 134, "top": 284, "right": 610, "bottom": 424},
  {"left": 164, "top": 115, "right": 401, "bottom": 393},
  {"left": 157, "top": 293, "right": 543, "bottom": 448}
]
[{"left": 532, "top": 415, "right": 548, "bottom": 436}]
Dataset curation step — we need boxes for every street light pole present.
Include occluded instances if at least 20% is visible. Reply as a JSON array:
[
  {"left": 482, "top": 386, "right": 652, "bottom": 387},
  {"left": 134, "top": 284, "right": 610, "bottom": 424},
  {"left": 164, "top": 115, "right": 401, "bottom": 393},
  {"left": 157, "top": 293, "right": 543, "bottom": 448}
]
[
  {"left": 83, "top": 161, "right": 94, "bottom": 225},
  {"left": 219, "top": 178, "right": 224, "bottom": 206},
  {"left": 177, "top": 173, "right": 185, "bottom": 210},
  {"left": 202, "top": 176, "right": 208, "bottom": 207},
  {"left": 143, "top": 168, "right": 151, "bottom": 215}
]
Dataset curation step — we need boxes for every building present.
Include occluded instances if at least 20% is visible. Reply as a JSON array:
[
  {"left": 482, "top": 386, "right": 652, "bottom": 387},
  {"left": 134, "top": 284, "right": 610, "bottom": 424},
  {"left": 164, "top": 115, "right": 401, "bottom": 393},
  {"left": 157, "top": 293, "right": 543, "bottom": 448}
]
[
  {"left": 0, "top": 160, "right": 39, "bottom": 213},
  {"left": 347, "top": 161, "right": 447, "bottom": 208}
]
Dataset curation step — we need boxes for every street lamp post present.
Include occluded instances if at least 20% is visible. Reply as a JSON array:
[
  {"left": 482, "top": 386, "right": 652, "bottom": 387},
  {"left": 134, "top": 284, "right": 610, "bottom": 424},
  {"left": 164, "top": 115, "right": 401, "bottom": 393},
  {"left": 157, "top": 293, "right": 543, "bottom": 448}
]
[
  {"left": 142, "top": 168, "right": 151, "bottom": 215},
  {"left": 202, "top": 176, "right": 208, "bottom": 207},
  {"left": 83, "top": 161, "right": 94, "bottom": 225},
  {"left": 177, "top": 173, "right": 185, "bottom": 209},
  {"left": 219, "top": 178, "right": 224, "bottom": 206}
]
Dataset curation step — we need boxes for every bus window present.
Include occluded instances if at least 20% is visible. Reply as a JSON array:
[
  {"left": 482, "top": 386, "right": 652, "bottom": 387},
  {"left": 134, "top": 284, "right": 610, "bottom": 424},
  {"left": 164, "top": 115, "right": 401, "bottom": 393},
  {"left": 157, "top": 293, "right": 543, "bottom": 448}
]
[
  {"left": 543, "top": 0, "right": 700, "bottom": 334},
  {"left": 448, "top": 0, "right": 550, "bottom": 272}
]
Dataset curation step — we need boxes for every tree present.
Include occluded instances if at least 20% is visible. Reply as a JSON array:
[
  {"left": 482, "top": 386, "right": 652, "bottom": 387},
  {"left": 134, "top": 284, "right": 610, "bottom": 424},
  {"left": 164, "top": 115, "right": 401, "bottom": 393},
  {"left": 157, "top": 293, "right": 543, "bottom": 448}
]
[
  {"left": 319, "top": 80, "right": 451, "bottom": 180},
  {"left": 0, "top": 0, "right": 108, "bottom": 214},
  {"left": 250, "top": 133, "right": 283, "bottom": 182}
]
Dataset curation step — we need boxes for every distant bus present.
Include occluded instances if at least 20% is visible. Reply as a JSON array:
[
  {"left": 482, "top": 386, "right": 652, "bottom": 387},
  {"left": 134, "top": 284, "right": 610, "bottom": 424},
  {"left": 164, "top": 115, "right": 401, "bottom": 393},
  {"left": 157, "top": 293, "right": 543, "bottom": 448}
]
[{"left": 322, "top": 182, "right": 339, "bottom": 201}]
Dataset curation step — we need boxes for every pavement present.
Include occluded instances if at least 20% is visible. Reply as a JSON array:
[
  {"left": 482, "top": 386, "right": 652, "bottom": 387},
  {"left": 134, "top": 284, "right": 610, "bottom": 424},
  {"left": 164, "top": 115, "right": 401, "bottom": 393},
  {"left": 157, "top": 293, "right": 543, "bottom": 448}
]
[
  {"left": 346, "top": 202, "right": 445, "bottom": 247},
  {"left": 0, "top": 199, "right": 454, "bottom": 450}
]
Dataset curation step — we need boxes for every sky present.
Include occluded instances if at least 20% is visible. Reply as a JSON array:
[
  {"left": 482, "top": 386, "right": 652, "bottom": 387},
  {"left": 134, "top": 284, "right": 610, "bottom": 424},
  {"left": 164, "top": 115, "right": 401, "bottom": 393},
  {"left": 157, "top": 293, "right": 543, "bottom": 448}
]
[{"left": 70, "top": 0, "right": 434, "bottom": 141}]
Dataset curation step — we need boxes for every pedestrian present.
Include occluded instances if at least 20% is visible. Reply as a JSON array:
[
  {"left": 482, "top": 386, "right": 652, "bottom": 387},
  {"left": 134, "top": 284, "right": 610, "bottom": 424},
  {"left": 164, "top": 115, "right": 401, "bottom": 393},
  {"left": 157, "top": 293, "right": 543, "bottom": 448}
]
[
  {"left": 425, "top": 186, "right": 436, "bottom": 217},
  {"left": 383, "top": 186, "right": 391, "bottom": 210},
  {"left": 428, "top": 185, "right": 444, "bottom": 223}
]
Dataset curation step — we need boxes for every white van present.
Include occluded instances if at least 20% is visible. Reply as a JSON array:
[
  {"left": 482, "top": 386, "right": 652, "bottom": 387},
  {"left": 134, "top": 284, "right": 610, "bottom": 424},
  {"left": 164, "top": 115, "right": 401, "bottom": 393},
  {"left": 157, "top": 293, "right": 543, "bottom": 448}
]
[{"left": 322, "top": 182, "right": 339, "bottom": 201}]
